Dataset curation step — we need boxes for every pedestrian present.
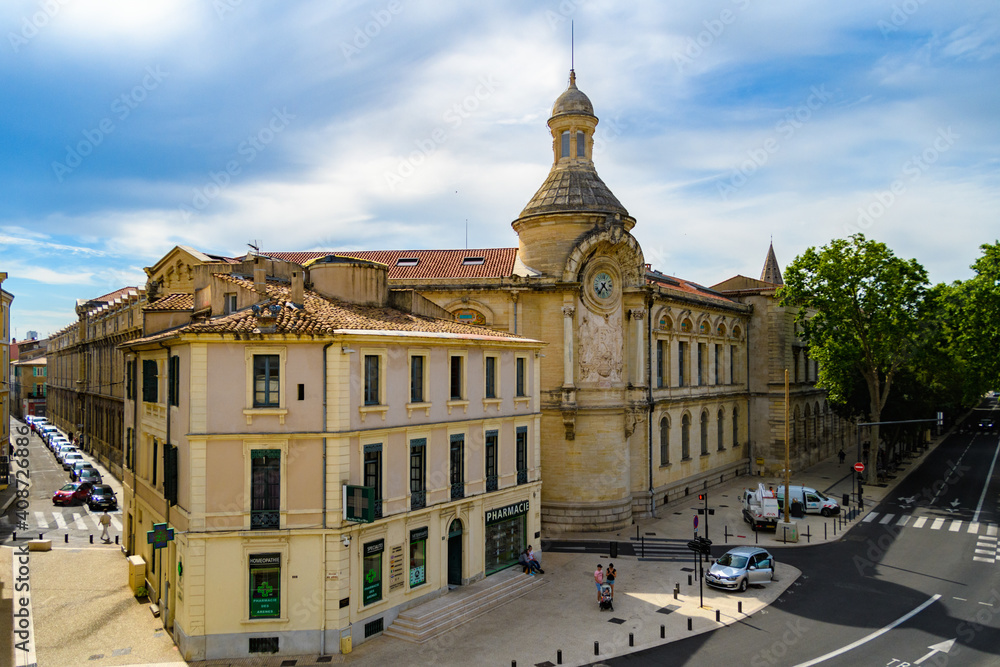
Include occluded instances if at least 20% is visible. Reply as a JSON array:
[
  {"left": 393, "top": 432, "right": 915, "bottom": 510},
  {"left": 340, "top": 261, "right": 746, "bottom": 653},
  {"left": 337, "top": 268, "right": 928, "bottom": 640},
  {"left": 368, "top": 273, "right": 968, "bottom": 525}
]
[
  {"left": 99, "top": 510, "right": 111, "bottom": 543},
  {"left": 526, "top": 545, "right": 543, "bottom": 574},
  {"left": 605, "top": 562, "right": 617, "bottom": 596},
  {"left": 594, "top": 564, "right": 604, "bottom": 602},
  {"left": 838, "top": 448, "right": 846, "bottom": 464}
]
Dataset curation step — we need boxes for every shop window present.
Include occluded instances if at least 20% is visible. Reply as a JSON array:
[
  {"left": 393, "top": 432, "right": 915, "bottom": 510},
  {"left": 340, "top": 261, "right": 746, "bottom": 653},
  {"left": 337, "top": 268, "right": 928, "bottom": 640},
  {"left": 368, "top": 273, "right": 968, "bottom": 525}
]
[
  {"left": 485, "top": 430, "right": 498, "bottom": 491},
  {"left": 409, "top": 527, "right": 428, "bottom": 588},
  {"left": 362, "top": 540, "right": 384, "bottom": 605},
  {"left": 450, "top": 434, "right": 465, "bottom": 499},
  {"left": 249, "top": 553, "right": 281, "bottom": 619},
  {"left": 251, "top": 450, "right": 280, "bottom": 529},
  {"left": 253, "top": 355, "right": 280, "bottom": 407},
  {"left": 516, "top": 426, "right": 528, "bottom": 485},
  {"left": 410, "top": 439, "right": 426, "bottom": 510},
  {"left": 364, "top": 444, "right": 383, "bottom": 518},
  {"left": 484, "top": 502, "right": 528, "bottom": 575}
]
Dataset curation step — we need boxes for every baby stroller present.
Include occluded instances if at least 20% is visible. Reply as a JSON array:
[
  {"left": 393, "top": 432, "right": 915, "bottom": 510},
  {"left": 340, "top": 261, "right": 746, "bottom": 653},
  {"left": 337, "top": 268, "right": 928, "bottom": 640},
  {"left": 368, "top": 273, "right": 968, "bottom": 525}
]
[{"left": 598, "top": 583, "right": 614, "bottom": 611}]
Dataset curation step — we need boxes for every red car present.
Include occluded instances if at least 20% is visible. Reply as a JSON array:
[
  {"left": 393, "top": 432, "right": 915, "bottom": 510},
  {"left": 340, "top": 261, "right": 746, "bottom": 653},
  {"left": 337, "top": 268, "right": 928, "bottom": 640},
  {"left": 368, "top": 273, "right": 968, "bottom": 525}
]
[{"left": 53, "top": 482, "right": 94, "bottom": 506}]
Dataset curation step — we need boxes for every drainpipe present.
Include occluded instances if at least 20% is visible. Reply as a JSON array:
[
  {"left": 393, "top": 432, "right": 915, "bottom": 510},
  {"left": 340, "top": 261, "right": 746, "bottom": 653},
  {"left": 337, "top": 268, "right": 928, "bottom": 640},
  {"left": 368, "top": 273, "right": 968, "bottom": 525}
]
[
  {"left": 744, "top": 312, "right": 751, "bottom": 475},
  {"left": 646, "top": 295, "right": 655, "bottom": 517},
  {"left": 320, "top": 340, "right": 334, "bottom": 656},
  {"left": 131, "top": 353, "right": 139, "bottom": 556}
]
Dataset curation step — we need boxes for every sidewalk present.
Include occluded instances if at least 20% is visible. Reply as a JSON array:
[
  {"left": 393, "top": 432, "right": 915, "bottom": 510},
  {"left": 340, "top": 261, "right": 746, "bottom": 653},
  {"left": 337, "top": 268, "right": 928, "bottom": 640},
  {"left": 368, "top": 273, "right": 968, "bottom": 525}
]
[{"left": 190, "top": 440, "right": 939, "bottom": 667}]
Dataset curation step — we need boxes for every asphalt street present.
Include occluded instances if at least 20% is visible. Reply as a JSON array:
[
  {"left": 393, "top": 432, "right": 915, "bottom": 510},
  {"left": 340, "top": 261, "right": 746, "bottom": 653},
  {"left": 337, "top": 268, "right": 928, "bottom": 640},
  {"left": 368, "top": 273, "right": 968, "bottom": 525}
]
[{"left": 599, "top": 406, "right": 1000, "bottom": 667}]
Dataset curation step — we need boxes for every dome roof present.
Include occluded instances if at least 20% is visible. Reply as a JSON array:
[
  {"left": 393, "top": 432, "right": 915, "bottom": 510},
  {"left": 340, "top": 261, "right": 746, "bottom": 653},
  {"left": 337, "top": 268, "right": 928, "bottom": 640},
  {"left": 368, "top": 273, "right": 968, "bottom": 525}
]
[
  {"left": 551, "top": 70, "right": 594, "bottom": 118},
  {"left": 519, "top": 165, "right": 629, "bottom": 218}
]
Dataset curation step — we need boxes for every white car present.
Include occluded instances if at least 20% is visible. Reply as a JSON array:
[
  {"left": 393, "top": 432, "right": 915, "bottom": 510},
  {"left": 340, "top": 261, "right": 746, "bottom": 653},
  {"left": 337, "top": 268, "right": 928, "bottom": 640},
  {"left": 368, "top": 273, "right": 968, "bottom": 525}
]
[{"left": 60, "top": 452, "right": 84, "bottom": 470}]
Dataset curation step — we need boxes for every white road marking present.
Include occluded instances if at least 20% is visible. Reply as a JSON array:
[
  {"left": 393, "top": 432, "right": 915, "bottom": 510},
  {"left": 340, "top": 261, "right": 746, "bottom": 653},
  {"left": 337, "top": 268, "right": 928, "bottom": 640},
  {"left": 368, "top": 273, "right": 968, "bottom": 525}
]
[
  {"left": 111, "top": 515, "right": 122, "bottom": 531},
  {"left": 975, "top": 549, "right": 995, "bottom": 555},
  {"left": 72, "top": 514, "right": 87, "bottom": 530},
  {"left": 862, "top": 512, "right": 878, "bottom": 523},
  {"left": 953, "top": 597, "right": 967, "bottom": 601},
  {"left": 973, "top": 438, "right": 1000, "bottom": 524},
  {"left": 979, "top": 535, "right": 998, "bottom": 542},
  {"left": 879, "top": 514, "right": 895, "bottom": 525},
  {"left": 931, "top": 518, "right": 946, "bottom": 530},
  {"left": 53, "top": 513, "right": 67, "bottom": 529},
  {"left": 896, "top": 515, "right": 910, "bottom": 526},
  {"left": 988, "top": 524, "right": 998, "bottom": 537},
  {"left": 978, "top": 602, "right": 995, "bottom": 607},
  {"left": 913, "top": 516, "right": 928, "bottom": 529},
  {"left": 33, "top": 511, "right": 48, "bottom": 528},
  {"left": 968, "top": 522, "right": 981, "bottom": 534},
  {"left": 949, "top": 520, "right": 963, "bottom": 532},
  {"left": 973, "top": 557, "right": 995, "bottom": 563},
  {"left": 793, "top": 594, "right": 941, "bottom": 667}
]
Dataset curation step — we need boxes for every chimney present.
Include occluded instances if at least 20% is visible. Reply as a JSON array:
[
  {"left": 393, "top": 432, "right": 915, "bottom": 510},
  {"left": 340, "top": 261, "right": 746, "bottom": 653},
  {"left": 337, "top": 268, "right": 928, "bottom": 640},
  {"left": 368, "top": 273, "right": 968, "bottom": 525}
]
[
  {"left": 291, "top": 269, "right": 304, "bottom": 306},
  {"left": 254, "top": 257, "right": 267, "bottom": 295}
]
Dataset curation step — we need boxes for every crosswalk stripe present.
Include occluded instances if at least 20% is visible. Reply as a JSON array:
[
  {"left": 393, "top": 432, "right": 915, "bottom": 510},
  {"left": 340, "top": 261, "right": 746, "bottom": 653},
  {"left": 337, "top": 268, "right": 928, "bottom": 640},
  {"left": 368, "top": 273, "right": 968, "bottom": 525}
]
[
  {"left": 896, "top": 515, "right": 910, "bottom": 526},
  {"left": 111, "top": 516, "right": 122, "bottom": 531},
  {"left": 879, "top": 514, "right": 895, "bottom": 525},
  {"left": 53, "top": 513, "right": 67, "bottom": 529},
  {"left": 968, "top": 522, "right": 981, "bottom": 534},
  {"left": 72, "top": 514, "right": 87, "bottom": 530},
  {"left": 973, "top": 556, "right": 996, "bottom": 563},
  {"left": 980, "top": 535, "right": 998, "bottom": 542},
  {"left": 989, "top": 524, "right": 999, "bottom": 537},
  {"left": 975, "top": 549, "right": 995, "bottom": 555},
  {"left": 34, "top": 511, "right": 48, "bottom": 529},
  {"left": 949, "top": 520, "right": 963, "bottom": 532},
  {"left": 912, "top": 516, "right": 928, "bottom": 529},
  {"left": 862, "top": 512, "right": 878, "bottom": 523},
  {"left": 931, "top": 518, "right": 946, "bottom": 530}
]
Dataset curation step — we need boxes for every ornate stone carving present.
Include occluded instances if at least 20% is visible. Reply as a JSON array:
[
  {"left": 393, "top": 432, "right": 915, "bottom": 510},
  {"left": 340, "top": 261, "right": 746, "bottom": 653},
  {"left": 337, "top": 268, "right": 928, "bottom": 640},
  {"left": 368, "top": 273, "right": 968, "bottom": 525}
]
[
  {"left": 561, "top": 305, "right": 576, "bottom": 318},
  {"left": 578, "top": 309, "right": 623, "bottom": 384},
  {"left": 562, "top": 409, "right": 576, "bottom": 440},
  {"left": 629, "top": 308, "right": 645, "bottom": 320},
  {"left": 624, "top": 408, "right": 647, "bottom": 439}
]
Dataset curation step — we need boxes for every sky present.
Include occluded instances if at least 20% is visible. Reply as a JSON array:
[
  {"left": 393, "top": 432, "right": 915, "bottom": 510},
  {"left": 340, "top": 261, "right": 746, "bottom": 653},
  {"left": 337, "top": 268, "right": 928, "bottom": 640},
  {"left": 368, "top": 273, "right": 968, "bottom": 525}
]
[{"left": 1, "top": 0, "right": 998, "bottom": 340}]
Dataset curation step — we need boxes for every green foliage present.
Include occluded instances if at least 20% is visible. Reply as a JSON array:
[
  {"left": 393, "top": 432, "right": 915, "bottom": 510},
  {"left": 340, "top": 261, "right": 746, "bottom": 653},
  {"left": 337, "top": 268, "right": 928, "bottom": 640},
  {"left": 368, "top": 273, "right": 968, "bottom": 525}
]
[
  {"left": 951, "top": 242, "right": 1000, "bottom": 398},
  {"left": 135, "top": 585, "right": 147, "bottom": 599}
]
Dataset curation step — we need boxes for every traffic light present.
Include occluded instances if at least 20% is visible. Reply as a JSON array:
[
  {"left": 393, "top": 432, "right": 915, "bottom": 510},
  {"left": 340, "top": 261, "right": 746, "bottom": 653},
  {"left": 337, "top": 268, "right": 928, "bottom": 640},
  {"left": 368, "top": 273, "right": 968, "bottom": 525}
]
[
  {"left": 686, "top": 536, "right": 713, "bottom": 555},
  {"left": 698, "top": 494, "right": 705, "bottom": 501}
]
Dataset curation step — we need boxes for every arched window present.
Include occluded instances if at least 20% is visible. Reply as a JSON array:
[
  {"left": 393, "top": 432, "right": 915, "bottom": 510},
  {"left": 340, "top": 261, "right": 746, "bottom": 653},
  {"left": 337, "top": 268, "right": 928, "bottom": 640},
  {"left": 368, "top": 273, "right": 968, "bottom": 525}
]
[
  {"left": 561, "top": 131, "right": 570, "bottom": 158},
  {"left": 659, "top": 416, "right": 670, "bottom": 465},
  {"left": 793, "top": 405, "right": 801, "bottom": 445},
  {"left": 700, "top": 411, "right": 709, "bottom": 456},
  {"left": 576, "top": 131, "right": 585, "bottom": 158},
  {"left": 717, "top": 408, "right": 725, "bottom": 451},
  {"left": 732, "top": 406, "right": 739, "bottom": 447},
  {"left": 805, "top": 403, "right": 812, "bottom": 444},
  {"left": 681, "top": 414, "right": 691, "bottom": 460}
]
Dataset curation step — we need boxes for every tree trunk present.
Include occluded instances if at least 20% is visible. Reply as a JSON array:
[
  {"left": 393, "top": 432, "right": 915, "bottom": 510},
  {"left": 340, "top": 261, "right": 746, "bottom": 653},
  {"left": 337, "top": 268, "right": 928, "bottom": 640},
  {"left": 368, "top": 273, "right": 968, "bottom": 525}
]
[{"left": 867, "top": 399, "right": 880, "bottom": 485}]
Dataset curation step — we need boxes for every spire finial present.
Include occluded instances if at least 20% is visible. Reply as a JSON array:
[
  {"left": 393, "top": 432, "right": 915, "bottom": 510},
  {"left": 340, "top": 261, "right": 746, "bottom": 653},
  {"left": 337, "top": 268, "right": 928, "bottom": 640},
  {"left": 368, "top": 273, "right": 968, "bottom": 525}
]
[{"left": 571, "top": 20, "right": 574, "bottom": 70}]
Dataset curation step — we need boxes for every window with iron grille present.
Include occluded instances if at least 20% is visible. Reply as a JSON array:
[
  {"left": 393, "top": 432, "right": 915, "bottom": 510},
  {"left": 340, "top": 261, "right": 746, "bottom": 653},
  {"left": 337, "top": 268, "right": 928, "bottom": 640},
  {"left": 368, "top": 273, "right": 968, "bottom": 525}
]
[
  {"left": 516, "top": 426, "right": 528, "bottom": 485},
  {"left": 485, "top": 356, "right": 497, "bottom": 399},
  {"left": 251, "top": 450, "right": 280, "bottom": 529},
  {"left": 485, "top": 430, "right": 498, "bottom": 492},
  {"left": 142, "top": 359, "right": 158, "bottom": 403},
  {"left": 410, "top": 355, "right": 424, "bottom": 403},
  {"left": 450, "top": 434, "right": 464, "bottom": 499},
  {"left": 409, "top": 439, "right": 425, "bottom": 510},
  {"left": 253, "top": 355, "right": 280, "bottom": 407},
  {"left": 364, "top": 354, "right": 380, "bottom": 405},
  {"left": 364, "top": 444, "right": 383, "bottom": 518},
  {"left": 248, "top": 637, "right": 279, "bottom": 653}
]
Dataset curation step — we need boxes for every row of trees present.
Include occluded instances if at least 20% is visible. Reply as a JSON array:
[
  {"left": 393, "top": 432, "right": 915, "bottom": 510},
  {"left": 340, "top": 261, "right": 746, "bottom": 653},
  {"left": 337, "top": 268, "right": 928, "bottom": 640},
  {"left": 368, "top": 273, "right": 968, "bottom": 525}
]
[{"left": 780, "top": 234, "right": 1000, "bottom": 484}]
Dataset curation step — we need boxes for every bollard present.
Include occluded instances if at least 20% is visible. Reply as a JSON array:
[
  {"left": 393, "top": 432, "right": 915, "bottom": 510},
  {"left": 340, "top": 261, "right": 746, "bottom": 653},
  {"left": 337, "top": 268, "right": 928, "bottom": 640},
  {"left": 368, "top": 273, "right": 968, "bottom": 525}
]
[
  {"left": 115, "top": 535, "right": 119, "bottom": 545},
  {"left": 12, "top": 533, "right": 15, "bottom": 541},
  {"left": 661, "top": 624, "right": 665, "bottom": 639},
  {"left": 512, "top": 662, "right": 516, "bottom": 667},
  {"left": 611, "top": 541, "right": 618, "bottom": 558},
  {"left": 716, "top": 609, "right": 720, "bottom": 622},
  {"left": 825, "top": 523, "right": 827, "bottom": 540},
  {"left": 594, "top": 641, "right": 599, "bottom": 656},
  {"left": 90, "top": 534, "right": 94, "bottom": 544},
  {"left": 65, "top": 534, "right": 69, "bottom": 543},
  {"left": 39, "top": 533, "right": 43, "bottom": 540},
  {"left": 557, "top": 649, "right": 562, "bottom": 665},
  {"left": 738, "top": 601, "right": 743, "bottom": 614},
  {"left": 687, "top": 618, "right": 692, "bottom": 631},
  {"left": 674, "top": 587, "right": 678, "bottom": 600},
  {"left": 755, "top": 528, "right": 759, "bottom": 544},
  {"left": 629, "top": 633, "right": 634, "bottom": 647},
  {"left": 688, "top": 574, "right": 692, "bottom": 586}
]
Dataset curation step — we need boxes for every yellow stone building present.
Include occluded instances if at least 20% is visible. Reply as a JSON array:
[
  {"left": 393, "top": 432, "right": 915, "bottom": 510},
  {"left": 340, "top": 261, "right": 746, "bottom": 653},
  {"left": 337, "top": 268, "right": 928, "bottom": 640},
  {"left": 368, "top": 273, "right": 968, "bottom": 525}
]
[{"left": 1, "top": 274, "right": 12, "bottom": 489}]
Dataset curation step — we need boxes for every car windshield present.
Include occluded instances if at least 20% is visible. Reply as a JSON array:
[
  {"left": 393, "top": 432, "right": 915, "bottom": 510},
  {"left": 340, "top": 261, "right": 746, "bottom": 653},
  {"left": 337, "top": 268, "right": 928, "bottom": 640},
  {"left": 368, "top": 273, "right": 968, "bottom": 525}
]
[
  {"left": 60, "top": 484, "right": 76, "bottom": 491},
  {"left": 94, "top": 486, "right": 111, "bottom": 494},
  {"left": 815, "top": 491, "right": 829, "bottom": 500},
  {"left": 717, "top": 554, "right": 749, "bottom": 568}
]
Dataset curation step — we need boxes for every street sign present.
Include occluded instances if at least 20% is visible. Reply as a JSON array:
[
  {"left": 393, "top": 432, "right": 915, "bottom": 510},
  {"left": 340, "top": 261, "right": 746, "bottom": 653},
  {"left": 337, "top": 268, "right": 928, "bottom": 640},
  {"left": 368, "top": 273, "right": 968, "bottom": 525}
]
[
  {"left": 146, "top": 522, "right": 174, "bottom": 550},
  {"left": 693, "top": 516, "right": 699, "bottom": 529},
  {"left": 854, "top": 462, "right": 865, "bottom": 473}
]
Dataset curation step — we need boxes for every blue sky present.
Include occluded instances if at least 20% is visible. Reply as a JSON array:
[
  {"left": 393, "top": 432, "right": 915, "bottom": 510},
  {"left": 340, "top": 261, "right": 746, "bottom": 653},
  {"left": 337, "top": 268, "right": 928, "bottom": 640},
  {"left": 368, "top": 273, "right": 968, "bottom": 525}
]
[{"left": 2, "top": 0, "right": 998, "bottom": 339}]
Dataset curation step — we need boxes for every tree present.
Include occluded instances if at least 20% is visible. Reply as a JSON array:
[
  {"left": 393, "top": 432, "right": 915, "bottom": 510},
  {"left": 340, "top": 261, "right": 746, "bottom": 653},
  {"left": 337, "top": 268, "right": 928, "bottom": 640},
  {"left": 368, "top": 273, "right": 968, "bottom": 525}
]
[
  {"left": 779, "top": 234, "right": 929, "bottom": 484},
  {"left": 951, "top": 242, "right": 1000, "bottom": 399}
]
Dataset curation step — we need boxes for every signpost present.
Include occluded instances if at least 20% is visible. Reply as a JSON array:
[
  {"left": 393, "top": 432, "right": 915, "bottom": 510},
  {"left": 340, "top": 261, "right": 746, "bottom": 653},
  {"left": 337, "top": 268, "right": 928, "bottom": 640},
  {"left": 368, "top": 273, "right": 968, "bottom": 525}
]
[{"left": 854, "top": 462, "right": 865, "bottom": 473}]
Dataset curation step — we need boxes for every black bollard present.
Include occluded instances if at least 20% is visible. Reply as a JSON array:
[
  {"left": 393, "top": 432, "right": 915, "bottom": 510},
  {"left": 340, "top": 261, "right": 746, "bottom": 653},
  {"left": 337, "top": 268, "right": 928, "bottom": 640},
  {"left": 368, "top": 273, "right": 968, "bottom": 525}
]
[
  {"left": 90, "top": 534, "right": 94, "bottom": 544},
  {"left": 594, "top": 641, "right": 599, "bottom": 656},
  {"left": 115, "top": 535, "right": 119, "bottom": 545},
  {"left": 738, "top": 601, "right": 743, "bottom": 614},
  {"left": 629, "top": 633, "right": 634, "bottom": 647},
  {"left": 688, "top": 574, "right": 692, "bottom": 586},
  {"left": 65, "top": 534, "right": 68, "bottom": 543},
  {"left": 687, "top": 618, "right": 693, "bottom": 631},
  {"left": 661, "top": 624, "right": 665, "bottom": 638},
  {"left": 557, "top": 649, "right": 562, "bottom": 664},
  {"left": 12, "top": 533, "right": 15, "bottom": 541},
  {"left": 39, "top": 533, "right": 43, "bottom": 540},
  {"left": 512, "top": 662, "right": 516, "bottom": 667},
  {"left": 824, "top": 523, "right": 827, "bottom": 540},
  {"left": 674, "top": 587, "right": 678, "bottom": 600}
]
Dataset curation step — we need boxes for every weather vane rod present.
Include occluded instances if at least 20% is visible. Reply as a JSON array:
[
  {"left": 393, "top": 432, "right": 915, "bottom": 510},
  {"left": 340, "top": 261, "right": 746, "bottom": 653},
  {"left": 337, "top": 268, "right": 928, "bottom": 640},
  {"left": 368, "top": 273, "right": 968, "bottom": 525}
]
[{"left": 571, "top": 21, "right": 574, "bottom": 70}]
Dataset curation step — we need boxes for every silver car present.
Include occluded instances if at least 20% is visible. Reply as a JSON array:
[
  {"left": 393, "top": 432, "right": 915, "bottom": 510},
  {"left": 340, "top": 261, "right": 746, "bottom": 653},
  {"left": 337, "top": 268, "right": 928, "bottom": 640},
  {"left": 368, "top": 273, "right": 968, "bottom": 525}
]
[{"left": 706, "top": 546, "right": 775, "bottom": 592}]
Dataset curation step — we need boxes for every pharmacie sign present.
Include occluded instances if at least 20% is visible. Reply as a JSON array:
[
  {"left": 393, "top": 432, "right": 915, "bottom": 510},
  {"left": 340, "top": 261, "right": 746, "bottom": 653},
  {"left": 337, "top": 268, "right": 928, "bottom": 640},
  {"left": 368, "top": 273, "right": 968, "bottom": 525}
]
[
  {"left": 485, "top": 500, "right": 529, "bottom": 525},
  {"left": 249, "top": 553, "right": 281, "bottom": 618}
]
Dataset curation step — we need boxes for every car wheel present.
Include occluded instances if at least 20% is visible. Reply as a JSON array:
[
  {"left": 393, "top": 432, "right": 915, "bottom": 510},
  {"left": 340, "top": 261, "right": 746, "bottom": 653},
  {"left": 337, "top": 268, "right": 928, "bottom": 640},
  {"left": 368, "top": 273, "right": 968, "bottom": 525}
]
[
  {"left": 821, "top": 508, "right": 831, "bottom": 517},
  {"left": 738, "top": 578, "right": 748, "bottom": 593}
]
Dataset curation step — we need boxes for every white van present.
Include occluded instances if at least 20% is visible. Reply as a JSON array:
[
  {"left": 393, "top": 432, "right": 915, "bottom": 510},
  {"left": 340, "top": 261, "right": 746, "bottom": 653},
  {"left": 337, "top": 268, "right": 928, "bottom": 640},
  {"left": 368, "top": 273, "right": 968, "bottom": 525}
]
[{"left": 775, "top": 485, "right": 840, "bottom": 516}]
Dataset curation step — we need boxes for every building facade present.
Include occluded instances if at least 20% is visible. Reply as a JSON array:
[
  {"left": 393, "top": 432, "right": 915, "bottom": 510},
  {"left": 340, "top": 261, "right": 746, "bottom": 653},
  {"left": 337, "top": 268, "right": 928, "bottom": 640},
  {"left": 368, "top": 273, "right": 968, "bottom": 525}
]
[
  {"left": 1, "top": 275, "right": 12, "bottom": 488},
  {"left": 10, "top": 336, "right": 47, "bottom": 420},
  {"left": 121, "top": 254, "right": 544, "bottom": 660}
]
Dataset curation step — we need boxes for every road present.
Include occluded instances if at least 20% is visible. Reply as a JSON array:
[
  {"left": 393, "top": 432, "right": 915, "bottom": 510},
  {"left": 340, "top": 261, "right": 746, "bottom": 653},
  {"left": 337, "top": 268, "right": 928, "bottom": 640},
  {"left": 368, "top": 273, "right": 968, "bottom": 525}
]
[
  {"left": 600, "top": 406, "right": 1000, "bottom": 666},
  {"left": 1, "top": 419, "right": 123, "bottom": 549}
]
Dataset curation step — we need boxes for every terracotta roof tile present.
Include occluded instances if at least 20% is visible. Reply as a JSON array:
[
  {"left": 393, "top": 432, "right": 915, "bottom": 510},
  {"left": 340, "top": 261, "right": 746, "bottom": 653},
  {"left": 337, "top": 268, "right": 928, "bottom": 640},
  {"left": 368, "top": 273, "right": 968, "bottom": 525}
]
[
  {"left": 145, "top": 293, "right": 194, "bottom": 311},
  {"left": 92, "top": 286, "right": 139, "bottom": 303},
  {"left": 260, "top": 249, "right": 518, "bottom": 280},
  {"left": 646, "top": 270, "right": 733, "bottom": 304}
]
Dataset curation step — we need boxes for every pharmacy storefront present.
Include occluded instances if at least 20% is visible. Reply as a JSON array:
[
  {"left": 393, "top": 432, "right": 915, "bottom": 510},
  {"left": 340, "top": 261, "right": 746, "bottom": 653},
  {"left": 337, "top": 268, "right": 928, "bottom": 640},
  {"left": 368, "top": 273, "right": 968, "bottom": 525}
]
[{"left": 484, "top": 500, "right": 529, "bottom": 575}]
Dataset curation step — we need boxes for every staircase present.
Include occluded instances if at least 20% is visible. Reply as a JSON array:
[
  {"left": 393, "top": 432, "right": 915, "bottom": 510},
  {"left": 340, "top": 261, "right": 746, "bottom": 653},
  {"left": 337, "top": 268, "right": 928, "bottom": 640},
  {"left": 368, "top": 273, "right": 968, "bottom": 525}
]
[{"left": 384, "top": 568, "right": 547, "bottom": 643}]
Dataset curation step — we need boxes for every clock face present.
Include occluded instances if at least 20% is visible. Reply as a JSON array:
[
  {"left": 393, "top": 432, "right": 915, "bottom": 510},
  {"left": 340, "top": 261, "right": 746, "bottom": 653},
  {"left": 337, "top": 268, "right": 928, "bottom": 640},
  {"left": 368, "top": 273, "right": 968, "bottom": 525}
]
[{"left": 593, "top": 272, "right": 614, "bottom": 299}]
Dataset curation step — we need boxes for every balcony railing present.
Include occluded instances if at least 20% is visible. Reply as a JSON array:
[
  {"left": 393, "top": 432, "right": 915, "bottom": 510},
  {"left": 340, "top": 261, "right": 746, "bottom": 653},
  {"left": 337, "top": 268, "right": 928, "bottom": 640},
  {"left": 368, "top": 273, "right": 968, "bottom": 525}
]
[
  {"left": 486, "top": 475, "right": 499, "bottom": 492},
  {"left": 517, "top": 469, "right": 528, "bottom": 485},
  {"left": 411, "top": 490, "right": 426, "bottom": 510},
  {"left": 373, "top": 499, "right": 383, "bottom": 519},
  {"left": 251, "top": 509, "right": 280, "bottom": 530},
  {"left": 450, "top": 483, "right": 464, "bottom": 500}
]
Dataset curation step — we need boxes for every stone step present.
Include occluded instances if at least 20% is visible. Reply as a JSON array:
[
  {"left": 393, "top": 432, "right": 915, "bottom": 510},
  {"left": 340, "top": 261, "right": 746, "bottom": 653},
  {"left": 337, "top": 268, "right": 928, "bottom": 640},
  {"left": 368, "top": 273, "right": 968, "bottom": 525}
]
[{"left": 384, "top": 570, "right": 547, "bottom": 643}]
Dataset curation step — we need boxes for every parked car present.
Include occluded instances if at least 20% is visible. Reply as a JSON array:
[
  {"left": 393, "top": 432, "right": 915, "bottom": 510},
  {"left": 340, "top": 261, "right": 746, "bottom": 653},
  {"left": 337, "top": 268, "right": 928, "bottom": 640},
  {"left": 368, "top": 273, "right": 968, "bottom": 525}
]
[
  {"left": 61, "top": 452, "right": 84, "bottom": 470},
  {"left": 53, "top": 481, "right": 94, "bottom": 506},
  {"left": 87, "top": 484, "right": 118, "bottom": 511},
  {"left": 50, "top": 437, "right": 71, "bottom": 453},
  {"left": 55, "top": 446, "right": 80, "bottom": 464},
  {"left": 70, "top": 461, "right": 97, "bottom": 481},
  {"left": 77, "top": 468, "right": 103, "bottom": 485},
  {"left": 706, "top": 546, "right": 776, "bottom": 592},
  {"left": 775, "top": 485, "right": 841, "bottom": 517}
]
